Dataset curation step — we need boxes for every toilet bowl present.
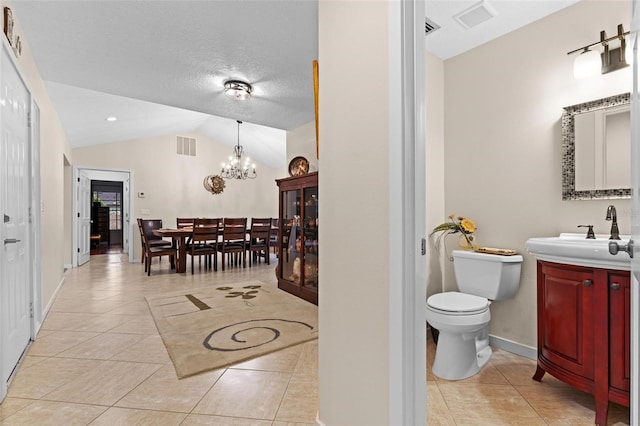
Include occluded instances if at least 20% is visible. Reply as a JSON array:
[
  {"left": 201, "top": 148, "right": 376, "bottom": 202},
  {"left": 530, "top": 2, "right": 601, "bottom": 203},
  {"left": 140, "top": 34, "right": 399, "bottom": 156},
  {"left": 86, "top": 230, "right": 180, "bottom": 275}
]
[
  {"left": 427, "top": 292, "right": 492, "bottom": 380},
  {"left": 426, "top": 250, "right": 523, "bottom": 380}
]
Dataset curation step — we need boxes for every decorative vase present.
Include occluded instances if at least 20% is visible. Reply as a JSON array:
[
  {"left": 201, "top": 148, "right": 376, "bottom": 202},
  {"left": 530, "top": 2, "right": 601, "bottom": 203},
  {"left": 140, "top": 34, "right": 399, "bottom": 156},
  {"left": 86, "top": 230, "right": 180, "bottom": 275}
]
[{"left": 458, "top": 233, "right": 476, "bottom": 250}]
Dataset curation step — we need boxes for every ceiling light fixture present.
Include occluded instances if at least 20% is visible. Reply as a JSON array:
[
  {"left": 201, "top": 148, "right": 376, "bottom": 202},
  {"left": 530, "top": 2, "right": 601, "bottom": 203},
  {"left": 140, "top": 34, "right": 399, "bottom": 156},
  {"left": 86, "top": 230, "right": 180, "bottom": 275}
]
[
  {"left": 220, "top": 120, "right": 257, "bottom": 180},
  {"left": 105, "top": 116, "right": 118, "bottom": 122},
  {"left": 568, "top": 24, "right": 630, "bottom": 79},
  {"left": 224, "top": 80, "right": 253, "bottom": 100}
]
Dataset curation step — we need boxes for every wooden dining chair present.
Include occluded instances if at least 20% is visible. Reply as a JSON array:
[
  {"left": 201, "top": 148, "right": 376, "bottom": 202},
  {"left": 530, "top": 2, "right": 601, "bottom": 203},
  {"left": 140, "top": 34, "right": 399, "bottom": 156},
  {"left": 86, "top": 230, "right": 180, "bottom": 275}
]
[
  {"left": 140, "top": 219, "right": 177, "bottom": 275},
  {"left": 137, "top": 218, "right": 172, "bottom": 265},
  {"left": 186, "top": 218, "right": 220, "bottom": 274},
  {"left": 176, "top": 217, "right": 195, "bottom": 228},
  {"left": 218, "top": 217, "right": 247, "bottom": 270},
  {"left": 269, "top": 218, "right": 279, "bottom": 255},
  {"left": 246, "top": 218, "right": 272, "bottom": 266}
]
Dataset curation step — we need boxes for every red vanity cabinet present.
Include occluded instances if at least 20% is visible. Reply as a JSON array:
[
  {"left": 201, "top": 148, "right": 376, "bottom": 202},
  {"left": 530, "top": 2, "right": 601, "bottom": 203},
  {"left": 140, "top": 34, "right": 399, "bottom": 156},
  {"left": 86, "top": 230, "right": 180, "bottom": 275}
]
[
  {"left": 608, "top": 272, "right": 630, "bottom": 402},
  {"left": 533, "top": 260, "right": 629, "bottom": 426},
  {"left": 535, "top": 262, "right": 595, "bottom": 382}
]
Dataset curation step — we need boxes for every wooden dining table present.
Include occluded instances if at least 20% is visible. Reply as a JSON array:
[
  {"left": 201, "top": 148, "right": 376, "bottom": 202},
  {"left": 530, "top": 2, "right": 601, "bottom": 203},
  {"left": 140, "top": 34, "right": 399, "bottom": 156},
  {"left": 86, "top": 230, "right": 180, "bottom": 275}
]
[
  {"left": 153, "top": 227, "right": 193, "bottom": 273},
  {"left": 153, "top": 223, "right": 277, "bottom": 273}
]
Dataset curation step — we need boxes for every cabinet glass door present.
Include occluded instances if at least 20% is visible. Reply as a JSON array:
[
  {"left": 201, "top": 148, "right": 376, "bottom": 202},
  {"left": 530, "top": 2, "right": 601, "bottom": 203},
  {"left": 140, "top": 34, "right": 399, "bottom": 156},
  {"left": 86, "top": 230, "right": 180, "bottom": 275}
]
[
  {"left": 302, "top": 187, "right": 318, "bottom": 291},
  {"left": 280, "top": 189, "right": 301, "bottom": 284},
  {"left": 278, "top": 185, "right": 319, "bottom": 296}
]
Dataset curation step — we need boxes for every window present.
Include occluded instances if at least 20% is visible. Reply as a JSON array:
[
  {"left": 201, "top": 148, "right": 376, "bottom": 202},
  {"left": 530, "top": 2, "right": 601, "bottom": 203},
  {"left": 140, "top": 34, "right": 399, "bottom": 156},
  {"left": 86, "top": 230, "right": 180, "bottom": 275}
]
[{"left": 93, "top": 191, "right": 121, "bottom": 230}]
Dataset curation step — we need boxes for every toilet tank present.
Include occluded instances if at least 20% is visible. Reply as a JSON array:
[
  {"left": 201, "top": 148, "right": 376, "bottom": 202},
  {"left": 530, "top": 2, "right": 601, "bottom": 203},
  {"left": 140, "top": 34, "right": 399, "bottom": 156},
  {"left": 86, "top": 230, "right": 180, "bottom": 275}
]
[{"left": 452, "top": 250, "right": 523, "bottom": 300}]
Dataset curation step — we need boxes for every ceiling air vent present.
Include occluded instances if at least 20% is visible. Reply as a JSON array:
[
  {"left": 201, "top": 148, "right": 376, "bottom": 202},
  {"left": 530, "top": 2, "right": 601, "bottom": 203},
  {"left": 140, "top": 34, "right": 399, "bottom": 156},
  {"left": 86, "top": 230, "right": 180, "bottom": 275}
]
[
  {"left": 454, "top": 1, "right": 497, "bottom": 29},
  {"left": 425, "top": 17, "right": 440, "bottom": 36},
  {"left": 176, "top": 135, "right": 196, "bottom": 156}
]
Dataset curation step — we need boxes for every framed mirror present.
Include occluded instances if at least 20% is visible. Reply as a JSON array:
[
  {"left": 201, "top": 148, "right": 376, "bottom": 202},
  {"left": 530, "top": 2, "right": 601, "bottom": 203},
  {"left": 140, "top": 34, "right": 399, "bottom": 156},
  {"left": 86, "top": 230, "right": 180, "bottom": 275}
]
[{"left": 562, "top": 93, "right": 631, "bottom": 200}]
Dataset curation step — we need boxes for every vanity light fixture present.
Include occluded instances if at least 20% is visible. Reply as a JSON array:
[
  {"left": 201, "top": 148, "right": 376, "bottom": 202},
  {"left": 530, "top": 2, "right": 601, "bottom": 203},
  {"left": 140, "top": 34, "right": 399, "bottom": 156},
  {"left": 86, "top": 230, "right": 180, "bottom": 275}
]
[
  {"left": 568, "top": 24, "right": 630, "bottom": 79},
  {"left": 224, "top": 80, "right": 253, "bottom": 100}
]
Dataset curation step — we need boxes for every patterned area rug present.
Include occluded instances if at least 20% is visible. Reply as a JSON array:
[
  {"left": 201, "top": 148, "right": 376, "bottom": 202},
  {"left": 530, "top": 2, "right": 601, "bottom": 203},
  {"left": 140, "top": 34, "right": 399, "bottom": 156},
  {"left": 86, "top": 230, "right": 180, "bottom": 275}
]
[{"left": 146, "top": 281, "right": 318, "bottom": 378}]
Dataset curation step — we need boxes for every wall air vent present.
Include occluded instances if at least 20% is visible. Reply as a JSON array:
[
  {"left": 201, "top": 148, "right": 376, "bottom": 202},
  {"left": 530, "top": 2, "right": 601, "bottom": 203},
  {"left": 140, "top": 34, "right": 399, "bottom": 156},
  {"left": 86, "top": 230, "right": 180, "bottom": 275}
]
[
  {"left": 176, "top": 136, "right": 196, "bottom": 156},
  {"left": 454, "top": 1, "right": 497, "bottom": 29},
  {"left": 425, "top": 17, "right": 440, "bottom": 36}
]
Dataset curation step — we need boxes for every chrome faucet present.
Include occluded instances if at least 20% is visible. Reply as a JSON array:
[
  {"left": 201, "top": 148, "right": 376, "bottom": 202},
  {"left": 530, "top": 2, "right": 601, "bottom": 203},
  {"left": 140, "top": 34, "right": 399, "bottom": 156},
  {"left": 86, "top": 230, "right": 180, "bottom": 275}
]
[{"left": 606, "top": 205, "right": 620, "bottom": 240}]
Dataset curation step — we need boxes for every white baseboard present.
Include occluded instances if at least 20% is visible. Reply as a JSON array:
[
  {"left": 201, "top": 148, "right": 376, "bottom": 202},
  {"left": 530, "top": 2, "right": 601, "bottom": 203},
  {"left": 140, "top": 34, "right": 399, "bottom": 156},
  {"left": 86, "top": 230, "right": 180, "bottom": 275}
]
[
  {"left": 315, "top": 411, "right": 326, "bottom": 426},
  {"left": 489, "top": 334, "right": 537, "bottom": 360},
  {"left": 42, "top": 275, "right": 65, "bottom": 322},
  {"left": 63, "top": 263, "right": 72, "bottom": 271}
]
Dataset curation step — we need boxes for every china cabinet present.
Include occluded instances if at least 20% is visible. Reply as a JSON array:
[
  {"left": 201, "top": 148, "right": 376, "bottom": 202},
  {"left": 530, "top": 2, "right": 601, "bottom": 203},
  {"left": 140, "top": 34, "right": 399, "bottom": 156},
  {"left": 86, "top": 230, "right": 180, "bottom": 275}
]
[
  {"left": 276, "top": 172, "right": 318, "bottom": 304},
  {"left": 533, "top": 260, "right": 630, "bottom": 426}
]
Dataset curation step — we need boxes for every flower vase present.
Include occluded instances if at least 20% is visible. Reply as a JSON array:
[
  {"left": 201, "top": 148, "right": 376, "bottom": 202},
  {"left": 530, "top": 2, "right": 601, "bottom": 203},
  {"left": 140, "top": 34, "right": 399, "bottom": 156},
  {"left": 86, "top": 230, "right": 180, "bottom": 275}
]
[{"left": 458, "top": 233, "right": 476, "bottom": 250}]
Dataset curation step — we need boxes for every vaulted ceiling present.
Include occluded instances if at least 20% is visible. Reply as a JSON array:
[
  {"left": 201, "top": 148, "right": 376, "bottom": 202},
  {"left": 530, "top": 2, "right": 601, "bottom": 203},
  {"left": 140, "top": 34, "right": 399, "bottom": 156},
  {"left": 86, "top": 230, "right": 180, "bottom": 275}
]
[{"left": 10, "top": 0, "right": 579, "bottom": 168}]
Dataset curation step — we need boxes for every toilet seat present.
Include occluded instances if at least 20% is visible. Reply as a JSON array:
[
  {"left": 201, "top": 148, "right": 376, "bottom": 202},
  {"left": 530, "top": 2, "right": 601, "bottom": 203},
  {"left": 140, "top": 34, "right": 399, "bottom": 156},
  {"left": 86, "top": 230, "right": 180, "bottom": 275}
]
[{"left": 427, "top": 292, "right": 489, "bottom": 315}]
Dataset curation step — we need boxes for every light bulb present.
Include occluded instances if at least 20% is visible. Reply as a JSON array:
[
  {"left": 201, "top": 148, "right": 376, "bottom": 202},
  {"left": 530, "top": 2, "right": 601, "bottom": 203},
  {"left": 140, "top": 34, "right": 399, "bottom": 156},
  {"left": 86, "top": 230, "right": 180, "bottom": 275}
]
[
  {"left": 625, "top": 40, "right": 634, "bottom": 65},
  {"left": 573, "top": 48, "right": 601, "bottom": 79}
]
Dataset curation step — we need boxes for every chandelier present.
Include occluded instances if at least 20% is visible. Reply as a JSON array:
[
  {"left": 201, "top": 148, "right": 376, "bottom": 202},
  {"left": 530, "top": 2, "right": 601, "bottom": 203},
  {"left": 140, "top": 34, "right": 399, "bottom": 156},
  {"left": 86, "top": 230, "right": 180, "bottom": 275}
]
[{"left": 220, "top": 120, "right": 257, "bottom": 180}]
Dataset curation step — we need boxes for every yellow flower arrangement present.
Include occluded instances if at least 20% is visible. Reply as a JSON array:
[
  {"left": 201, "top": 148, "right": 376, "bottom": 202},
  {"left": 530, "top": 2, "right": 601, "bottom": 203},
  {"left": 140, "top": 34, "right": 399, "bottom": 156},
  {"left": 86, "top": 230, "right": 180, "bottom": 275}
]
[{"left": 430, "top": 214, "right": 476, "bottom": 248}]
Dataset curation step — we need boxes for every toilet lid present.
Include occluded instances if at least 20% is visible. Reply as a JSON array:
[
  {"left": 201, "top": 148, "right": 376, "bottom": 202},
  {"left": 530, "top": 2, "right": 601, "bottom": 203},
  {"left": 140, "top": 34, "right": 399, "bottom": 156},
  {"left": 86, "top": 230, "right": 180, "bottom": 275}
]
[{"left": 427, "top": 292, "right": 489, "bottom": 314}]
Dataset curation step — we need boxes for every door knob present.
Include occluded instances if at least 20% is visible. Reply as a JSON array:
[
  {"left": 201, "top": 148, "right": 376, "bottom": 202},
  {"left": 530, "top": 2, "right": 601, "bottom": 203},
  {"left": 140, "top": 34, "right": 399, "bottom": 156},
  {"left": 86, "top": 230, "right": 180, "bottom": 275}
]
[
  {"left": 611, "top": 283, "right": 621, "bottom": 291},
  {"left": 608, "top": 239, "right": 634, "bottom": 258}
]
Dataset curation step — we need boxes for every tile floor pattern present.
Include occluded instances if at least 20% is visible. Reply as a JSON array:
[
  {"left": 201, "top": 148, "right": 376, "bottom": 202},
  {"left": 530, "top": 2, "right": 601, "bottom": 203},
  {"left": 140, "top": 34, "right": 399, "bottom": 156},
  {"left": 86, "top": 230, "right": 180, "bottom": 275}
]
[
  {"left": 0, "top": 253, "right": 631, "bottom": 425},
  {"left": 427, "top": 332, "right": 631, "bottom": 425}
]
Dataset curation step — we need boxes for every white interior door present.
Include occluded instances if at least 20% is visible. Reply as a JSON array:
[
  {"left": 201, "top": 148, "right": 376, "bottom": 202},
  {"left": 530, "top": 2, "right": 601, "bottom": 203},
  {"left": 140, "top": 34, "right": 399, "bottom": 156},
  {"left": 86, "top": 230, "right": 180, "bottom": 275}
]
[
  {"left": 0, "top": 43, "right": 32, "bottom": 399},
  {"left": 73, "top": 168, "right": 131, "bottom": 267},
  {"left": 77, "top": 170, "right": 91, "bottom": 266}
]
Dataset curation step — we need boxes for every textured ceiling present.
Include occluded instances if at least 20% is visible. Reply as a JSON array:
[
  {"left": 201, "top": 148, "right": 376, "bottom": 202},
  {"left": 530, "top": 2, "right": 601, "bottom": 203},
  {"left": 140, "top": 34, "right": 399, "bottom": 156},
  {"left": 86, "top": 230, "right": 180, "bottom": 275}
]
[
  {"left": 11, "top": 0, "right": 316, "bottom": 167},
  {"left": 10, "top": 0, "right": 579, "bottom": 168}
]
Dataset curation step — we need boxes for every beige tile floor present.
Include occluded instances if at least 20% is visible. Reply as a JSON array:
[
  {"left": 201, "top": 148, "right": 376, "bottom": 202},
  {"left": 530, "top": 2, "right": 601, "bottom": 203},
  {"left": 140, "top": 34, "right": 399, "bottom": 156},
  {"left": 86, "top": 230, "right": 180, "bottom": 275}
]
[
  {"left": 1, "top": 253, "right": 317, "bottom": 425},
  {"left": 0, "top": 253, "right": 631, "bottom": 425},
  {"left": 426, "top": 332, "right": 631, "bottom": 425}
]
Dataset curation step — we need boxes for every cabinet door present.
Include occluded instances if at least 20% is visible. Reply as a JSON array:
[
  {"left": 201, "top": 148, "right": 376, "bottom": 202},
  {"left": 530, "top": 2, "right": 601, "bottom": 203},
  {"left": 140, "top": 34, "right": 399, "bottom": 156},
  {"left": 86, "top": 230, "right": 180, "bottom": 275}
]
[
  {"left": 279, "top": 189, "right": 301, "bottom": 284},
  {"left": 539, "top": 263, "right": 595, "bottom": 379},
  {"left": 301, "top": 186, "right": 318, "bottom": 291},
  {"left": 609, "top": 272, "right": 630, "bottom": 393}
]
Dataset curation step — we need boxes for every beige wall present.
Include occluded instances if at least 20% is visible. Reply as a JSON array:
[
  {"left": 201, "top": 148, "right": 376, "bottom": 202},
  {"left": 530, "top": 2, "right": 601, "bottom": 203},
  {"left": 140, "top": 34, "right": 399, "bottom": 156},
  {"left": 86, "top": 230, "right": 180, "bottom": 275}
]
[
  {"left": 440, "top": 0, "right": 631, "bottom": 348},
  {"left": 426, "top": 50, "right": 445, "bottom": 299},
  {"left": 318, "top": 0, "right": 391, "bottom": 423},
  {"left": 287, "top": 121, "right": 318, "bottom": 172},
  {"left": 73, "top": 132, "right": 285, "bottom": 261},
  {"left": 5, "top": 0, "right": 72, "bottom": 313}
]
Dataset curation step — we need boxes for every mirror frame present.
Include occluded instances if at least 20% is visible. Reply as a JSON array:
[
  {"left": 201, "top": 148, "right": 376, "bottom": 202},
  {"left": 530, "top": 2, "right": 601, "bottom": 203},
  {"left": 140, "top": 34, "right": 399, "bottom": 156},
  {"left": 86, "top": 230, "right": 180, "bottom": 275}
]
[{"left": 562, "top": 92, "right": 631, "bottom": 200}]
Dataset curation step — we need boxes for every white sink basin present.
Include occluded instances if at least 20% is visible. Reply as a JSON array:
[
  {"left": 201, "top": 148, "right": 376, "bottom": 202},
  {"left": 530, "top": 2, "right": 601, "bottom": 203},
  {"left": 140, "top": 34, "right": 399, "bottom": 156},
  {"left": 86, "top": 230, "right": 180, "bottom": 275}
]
[{"left": 526, "top": 233, "right": 631, "bottom": 270}]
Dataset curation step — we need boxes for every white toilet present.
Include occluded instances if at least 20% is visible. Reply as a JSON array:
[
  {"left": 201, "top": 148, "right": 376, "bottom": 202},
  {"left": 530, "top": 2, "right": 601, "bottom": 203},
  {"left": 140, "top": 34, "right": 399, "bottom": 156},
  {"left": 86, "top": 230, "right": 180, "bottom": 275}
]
[{"left": 426, "top": 249, "right": 523, "bottom": 380}]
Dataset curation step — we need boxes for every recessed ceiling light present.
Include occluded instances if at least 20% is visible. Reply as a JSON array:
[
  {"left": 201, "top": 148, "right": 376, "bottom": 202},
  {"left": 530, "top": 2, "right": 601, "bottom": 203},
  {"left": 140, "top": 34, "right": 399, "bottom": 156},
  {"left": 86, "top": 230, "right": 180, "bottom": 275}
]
[{"left": 105, "top": 116, "right": 118, "bottom": 122}]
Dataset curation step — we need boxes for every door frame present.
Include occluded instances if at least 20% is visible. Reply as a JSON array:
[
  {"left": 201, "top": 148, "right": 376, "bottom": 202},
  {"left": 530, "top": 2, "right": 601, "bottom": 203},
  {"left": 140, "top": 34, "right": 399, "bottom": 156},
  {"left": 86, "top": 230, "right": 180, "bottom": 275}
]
[
  {"left": 629, "top": 2, "right": 639, "bottom": 423},
  {"left": 0, "top": 39, "right": 40, "bottom": 403},
  {"left": 388, "top": 0, "right": 426, "bottom": 424},
  {"left": 72, "top": 167, "right": 132, "bottom": 267},
  {"left": 29, "top": 102, "right": 42, "bottom": 336}
]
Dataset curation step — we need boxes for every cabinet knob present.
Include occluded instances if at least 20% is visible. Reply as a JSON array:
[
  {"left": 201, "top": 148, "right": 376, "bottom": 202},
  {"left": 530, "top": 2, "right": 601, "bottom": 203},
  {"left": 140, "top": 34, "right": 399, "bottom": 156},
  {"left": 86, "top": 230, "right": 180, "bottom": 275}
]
[
  {"left": 583, "top": 279, "right": 593, "bottom": 287},
  {"left": 611, "top": 283, "right": 621, "bottom": 290}
]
